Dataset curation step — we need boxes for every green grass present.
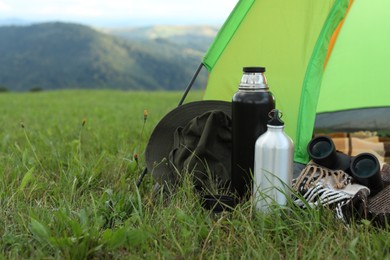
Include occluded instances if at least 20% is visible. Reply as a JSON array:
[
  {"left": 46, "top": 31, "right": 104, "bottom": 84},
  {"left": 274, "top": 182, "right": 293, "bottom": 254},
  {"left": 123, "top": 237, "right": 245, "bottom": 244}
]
[{"left": 0, "top": 90, "right": 389, "bottom": 259}]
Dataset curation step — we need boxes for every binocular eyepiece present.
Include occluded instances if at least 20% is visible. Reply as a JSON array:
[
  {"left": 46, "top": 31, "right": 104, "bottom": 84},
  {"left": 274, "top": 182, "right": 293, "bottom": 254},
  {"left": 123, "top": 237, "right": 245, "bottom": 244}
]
[
  {"left": 350, "top": 153, "right": 383, "bottom": 196},
  {"left": 307, "top": 136, "right": 351, "bottom": 172},
  {"left": 308, "top": 136, "right": 384, "bottom": 196}
]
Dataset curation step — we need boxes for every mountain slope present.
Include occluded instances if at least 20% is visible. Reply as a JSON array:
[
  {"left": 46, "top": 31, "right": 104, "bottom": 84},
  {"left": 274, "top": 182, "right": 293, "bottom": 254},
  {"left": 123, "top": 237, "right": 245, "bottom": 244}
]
[
  {"left": 0, "top": 22, "right": 209, "bottom": 91},
  {"left": 105, "top": 25, "right": 218, "bottom": 52}
]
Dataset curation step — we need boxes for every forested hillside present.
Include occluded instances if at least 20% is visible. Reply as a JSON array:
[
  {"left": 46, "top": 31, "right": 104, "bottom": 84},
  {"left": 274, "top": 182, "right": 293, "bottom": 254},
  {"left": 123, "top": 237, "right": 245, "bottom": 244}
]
[{"left": 0, "top": 22, "right": 215, "bottom": 91}]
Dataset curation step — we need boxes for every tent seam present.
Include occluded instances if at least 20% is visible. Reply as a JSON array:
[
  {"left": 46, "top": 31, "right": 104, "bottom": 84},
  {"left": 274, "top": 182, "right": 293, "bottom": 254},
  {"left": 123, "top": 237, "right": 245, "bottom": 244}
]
[
  {"left": 317, "top": 106, "right": 390, "bottom": 115},
  {"left": 202, "top": 0, "right": 255, "bottom": 72},
  {"left": 295, "top": 0, "right": 350, "bottom": 164}
]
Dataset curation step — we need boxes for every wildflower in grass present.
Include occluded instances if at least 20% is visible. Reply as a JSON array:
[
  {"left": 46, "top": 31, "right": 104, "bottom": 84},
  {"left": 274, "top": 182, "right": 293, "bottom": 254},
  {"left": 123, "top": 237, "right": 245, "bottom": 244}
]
[
  {"left": 144, "top": 109, "right": 148, "bottom": 122},
  {"left": 82, "top": 117, "right": 87, "bottom": 127},
  {"left": 140, "top": 109, "right": 148, "bottom": 140},
  {"left": 134, "top": 153, "right": 139, "bottom": 164},
  {"left": 20, "top": 120, "right": 47, "bottom": 173},
  {"left": 78, "top": 117, "right": 87, "bottom": 163},
  {"left": 130, "top": 110, "right": 148, "bottom": 176}
]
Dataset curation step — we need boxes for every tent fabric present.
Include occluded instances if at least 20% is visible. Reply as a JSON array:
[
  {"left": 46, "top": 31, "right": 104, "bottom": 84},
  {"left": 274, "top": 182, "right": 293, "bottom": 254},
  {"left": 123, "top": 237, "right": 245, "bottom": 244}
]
[
  {"left": 203, "top": 0, "right": 255, "bottom": 71},
  {"left": 203, "top": 0, "right": 349, "bottom": 163},
  {"left": 201, "top": 0, "right": 390, "bottom": 164},
  {"left": 315, "top": 107, "right": 390, "bottom": 132},
  {"left": 317, "top": 0, "right": 390, "bottom": 113},
  {"left": 294, "top": 0, "right": 349, "bottom": 163}
]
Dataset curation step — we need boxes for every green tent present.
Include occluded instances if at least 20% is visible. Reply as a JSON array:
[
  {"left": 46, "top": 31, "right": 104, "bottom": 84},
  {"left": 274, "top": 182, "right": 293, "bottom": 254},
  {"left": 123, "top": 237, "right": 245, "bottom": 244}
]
[{"left": 199, "top": 0, "right": 390, "bottom": 164}]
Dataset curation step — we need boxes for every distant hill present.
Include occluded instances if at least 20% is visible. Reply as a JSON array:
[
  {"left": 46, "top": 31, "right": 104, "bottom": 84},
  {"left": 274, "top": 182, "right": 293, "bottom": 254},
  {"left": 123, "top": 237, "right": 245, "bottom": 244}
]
[
  {"left": 0, "top": 22, "right": 215, "bottom": 91},
  {"left": 0, "top": 18, "right": 31, "bottom": 26},
  {"left": 104, "top": 25, "right": 218, "bottom": 52}
]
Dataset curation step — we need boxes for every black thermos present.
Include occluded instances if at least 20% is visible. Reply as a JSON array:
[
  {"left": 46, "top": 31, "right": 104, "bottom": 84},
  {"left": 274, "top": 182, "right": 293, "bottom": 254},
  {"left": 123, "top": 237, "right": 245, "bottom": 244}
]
[{"left": 231, "top": 67, "right": 275, "bottom": 199}]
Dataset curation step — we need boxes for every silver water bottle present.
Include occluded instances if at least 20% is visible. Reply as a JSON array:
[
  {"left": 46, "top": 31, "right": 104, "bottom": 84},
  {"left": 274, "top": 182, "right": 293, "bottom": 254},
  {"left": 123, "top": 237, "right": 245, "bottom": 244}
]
[{"left": 253, "top": 109, "right": 293, "bottom": 212}]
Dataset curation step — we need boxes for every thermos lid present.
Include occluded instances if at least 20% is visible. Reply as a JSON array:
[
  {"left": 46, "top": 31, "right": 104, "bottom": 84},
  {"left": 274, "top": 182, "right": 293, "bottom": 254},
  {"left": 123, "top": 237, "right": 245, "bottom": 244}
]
[
  {"left": 268, "top": 109, "right": 284, "bottom": 126},
  {"left": 243, "top": 67, "right": 266, "bottom": 73},
  {"left": 239, "top": 67, "right": 268, "bottom": 90}
]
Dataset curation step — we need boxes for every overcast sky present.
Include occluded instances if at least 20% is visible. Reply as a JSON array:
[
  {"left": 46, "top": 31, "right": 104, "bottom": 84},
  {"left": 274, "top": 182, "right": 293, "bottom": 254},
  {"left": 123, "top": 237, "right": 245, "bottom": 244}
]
[{"left": 0, "top": 0, "right": 238, "bottom": 27}]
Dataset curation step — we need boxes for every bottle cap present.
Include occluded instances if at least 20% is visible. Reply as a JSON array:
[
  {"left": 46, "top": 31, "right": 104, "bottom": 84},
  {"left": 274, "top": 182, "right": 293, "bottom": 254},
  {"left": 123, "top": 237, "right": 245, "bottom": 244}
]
[
  {"left": 243, "top": 67, "right": 266, "bottom": 73},
  {"left": 239, "top": 67, "right": 268, "bottom": 90},
  {"left": 268, "top": 109, "right": 284, "bottom": 126}
]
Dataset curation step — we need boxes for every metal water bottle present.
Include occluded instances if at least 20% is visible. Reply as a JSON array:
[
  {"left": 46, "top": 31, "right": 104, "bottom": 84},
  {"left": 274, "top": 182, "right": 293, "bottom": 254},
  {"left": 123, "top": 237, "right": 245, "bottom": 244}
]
[
  {"left": 231, "top": 67, "right": 275, "bottom": 199},
  {"left": 253, "top": 110, "right": 294, "bottom": 212}
]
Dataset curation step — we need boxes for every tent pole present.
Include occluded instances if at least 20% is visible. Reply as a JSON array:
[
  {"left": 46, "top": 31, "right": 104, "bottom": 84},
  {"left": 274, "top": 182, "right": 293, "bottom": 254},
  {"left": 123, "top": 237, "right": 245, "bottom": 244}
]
[
  {"left": 138, "top": 63, "right": 204, "bottom": 188},
  {"left": 136, "top": 168, "right": 148, "bottom": 188},
  {"left": 178, "top": 62, "right": 204, "bottom": 107}
]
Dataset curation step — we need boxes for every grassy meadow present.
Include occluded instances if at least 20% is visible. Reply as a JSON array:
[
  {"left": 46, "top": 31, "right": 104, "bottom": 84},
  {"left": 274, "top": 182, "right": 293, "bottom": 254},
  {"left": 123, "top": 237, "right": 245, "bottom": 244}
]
[{"left": 0, "top": 90, "right": 389, "bottom": 259}]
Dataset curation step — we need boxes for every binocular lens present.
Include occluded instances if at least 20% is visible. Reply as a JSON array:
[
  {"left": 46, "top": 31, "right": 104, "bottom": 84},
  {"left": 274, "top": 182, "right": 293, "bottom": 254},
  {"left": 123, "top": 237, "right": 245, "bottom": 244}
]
[
  {"left": 311, "top": 141, "right": 332, "bottom": 158},
  {"left": 351, "top": 153, "right": 383, "bottom": 196},
  {"left": 308, "top": 136, "right": 342, "bottom": 170},
  {"left": 352, "top": 157, "right": 377, "bottom": 178}
]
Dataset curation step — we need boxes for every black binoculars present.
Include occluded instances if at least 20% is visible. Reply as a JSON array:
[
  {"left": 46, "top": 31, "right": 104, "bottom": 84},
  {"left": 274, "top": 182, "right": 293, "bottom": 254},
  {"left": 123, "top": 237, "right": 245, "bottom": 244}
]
[{"left": 308, "top": 136, "right": 384, "bottom": 196}]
